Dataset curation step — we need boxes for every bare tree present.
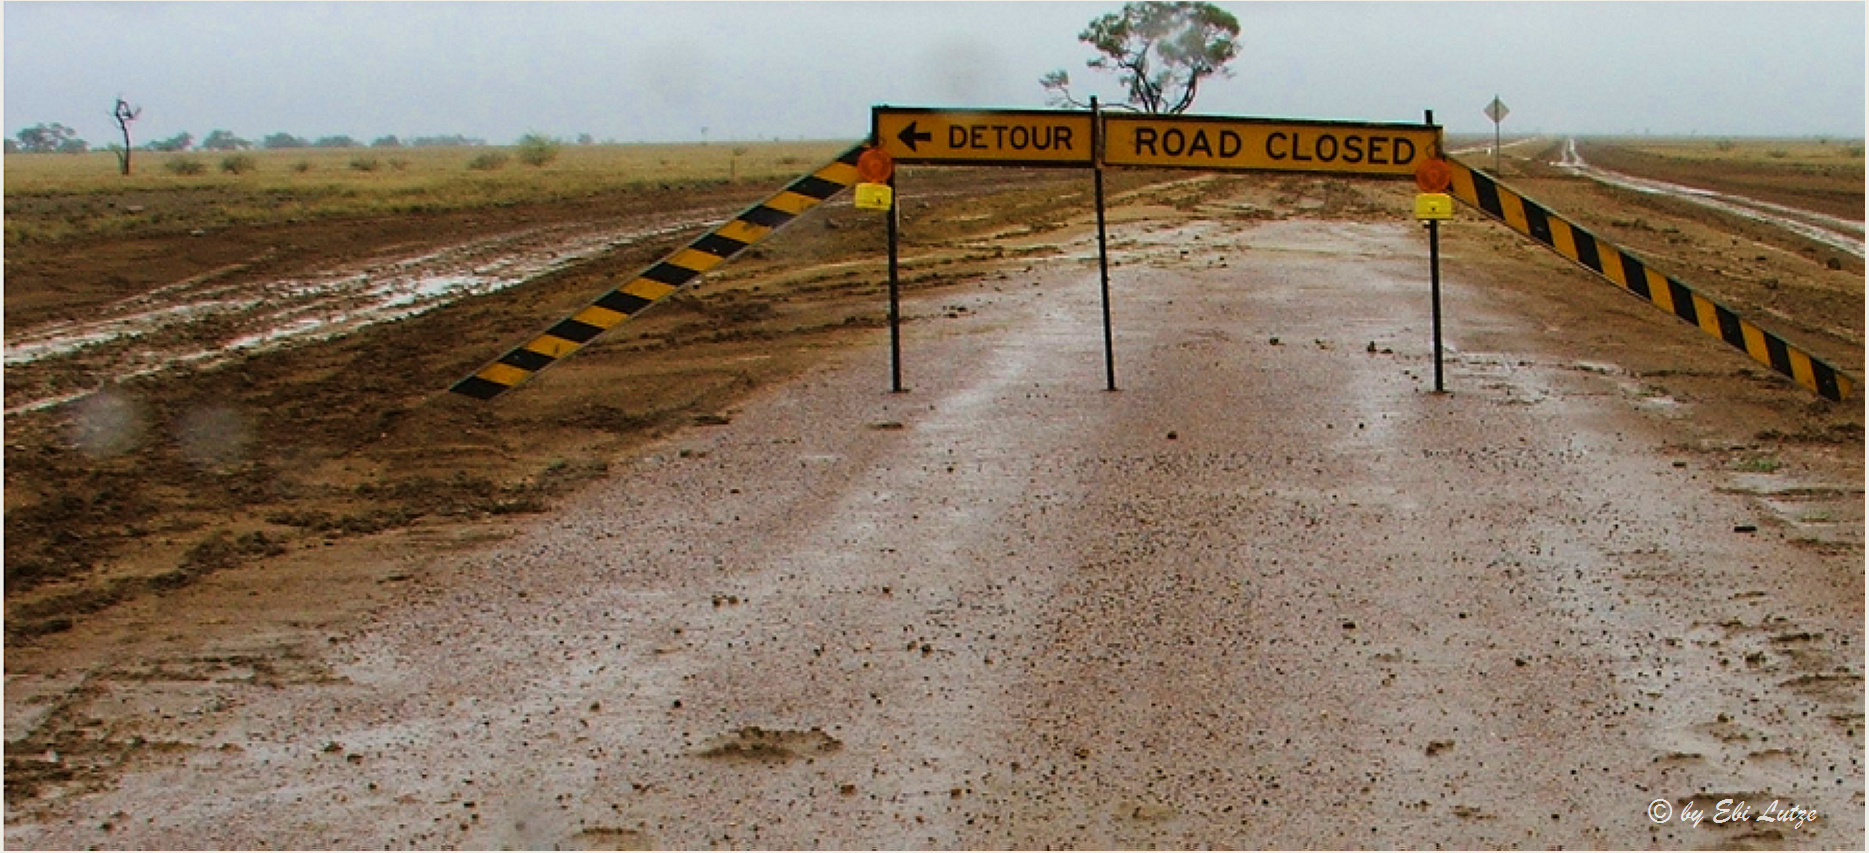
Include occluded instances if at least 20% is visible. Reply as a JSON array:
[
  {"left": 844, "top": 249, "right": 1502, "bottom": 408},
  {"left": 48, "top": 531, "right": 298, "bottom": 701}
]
[{"left": 112, "top": 98, "right": 143, "bottom": 175}]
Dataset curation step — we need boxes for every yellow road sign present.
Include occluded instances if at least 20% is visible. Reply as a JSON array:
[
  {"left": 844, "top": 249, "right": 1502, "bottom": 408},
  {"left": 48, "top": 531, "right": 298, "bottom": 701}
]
[
  {"left": 1103, "top": 114, "right": 1440, "bottom": 177},
  {"left": 874, "top": 107, "right": 1094, "bottom": 167}
]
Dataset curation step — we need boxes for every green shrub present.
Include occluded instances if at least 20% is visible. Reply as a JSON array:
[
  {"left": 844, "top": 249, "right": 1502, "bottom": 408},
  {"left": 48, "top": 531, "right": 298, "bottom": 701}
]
[
  {"left": 467, "top": 151, "right": 509, "bottom": 171},
  {"left": 220, "top": 153, "right": 257, "bottom": 175},
  {"left": 515, "top": 133, "right": 560, "bottom": 168},
  {"left": 164, "top": 157, "right": 207, "bottom": 176},
  {"left": 349, "top": 156, "right": 381, "bottom": 172}
]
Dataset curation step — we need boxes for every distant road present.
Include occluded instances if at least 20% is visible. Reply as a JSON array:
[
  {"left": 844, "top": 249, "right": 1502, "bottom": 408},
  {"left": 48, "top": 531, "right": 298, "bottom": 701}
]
[
  {"left": 1446, "top": 136, "right": 1545, "bottom": 156},
  {"left": 1555, "top": 138, "right": 1865, "bottom": 259}
]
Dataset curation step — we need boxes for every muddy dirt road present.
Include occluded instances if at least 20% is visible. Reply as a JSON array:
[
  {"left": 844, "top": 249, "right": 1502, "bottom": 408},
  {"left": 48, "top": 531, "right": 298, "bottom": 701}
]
[
  {"left": 2, "top": 208, "right": 738, "bottom": 416},
  {"left": 6, "top": 172, "right": 1863, "bottom": 848},
  {"left": 1558, "top": 139, "right": 1865, "bottom": 260}
]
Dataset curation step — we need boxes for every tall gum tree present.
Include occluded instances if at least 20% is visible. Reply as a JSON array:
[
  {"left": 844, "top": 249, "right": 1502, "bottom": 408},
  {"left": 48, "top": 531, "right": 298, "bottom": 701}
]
[{"left": 1042, "top": 1, "right": 1241, "bottom": 115}]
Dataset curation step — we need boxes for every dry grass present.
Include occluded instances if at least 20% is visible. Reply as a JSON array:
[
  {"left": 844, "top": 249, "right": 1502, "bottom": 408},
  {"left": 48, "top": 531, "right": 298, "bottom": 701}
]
[
  {"left": 1583, "top": 136, "right": 1865, "bottom": 166},
  {"left": 4, "top": 140, "right": 853, "bottom": 245}
]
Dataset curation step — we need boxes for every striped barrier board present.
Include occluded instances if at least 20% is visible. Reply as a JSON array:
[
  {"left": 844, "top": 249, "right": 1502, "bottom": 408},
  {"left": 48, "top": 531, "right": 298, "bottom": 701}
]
[
  {"left": 449, "top": 142, "right": 866, "bottom": 400},
  {"left": 1445, "top": 157, "right": 1854, "bottom": 402}
]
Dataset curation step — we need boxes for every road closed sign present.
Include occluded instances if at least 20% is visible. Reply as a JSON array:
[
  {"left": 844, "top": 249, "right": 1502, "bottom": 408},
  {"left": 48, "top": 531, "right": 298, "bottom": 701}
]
[
  {"left": 874, "top": 107, "right": 1094, "bottom": 167},
  {"left": 1103, "top": 114, "right": 1440, "bottom": 178}
]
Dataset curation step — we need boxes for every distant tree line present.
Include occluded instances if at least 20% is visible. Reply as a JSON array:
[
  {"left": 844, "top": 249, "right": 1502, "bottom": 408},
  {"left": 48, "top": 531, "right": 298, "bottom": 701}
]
[
  {"left": 8, "top": 122, "right": 90, "bottom": 154},
  {"left": 7, "top": 95, "right": 597, "bottom": 176},
  {"left": 5, "top": 125, "right": 554, "bottom": 155},
  {"left": 8, "top": 116, "right": 603, "bottom": 181},
  {"left": 249, "top": 133, "right": 495, "bottom": 150}
]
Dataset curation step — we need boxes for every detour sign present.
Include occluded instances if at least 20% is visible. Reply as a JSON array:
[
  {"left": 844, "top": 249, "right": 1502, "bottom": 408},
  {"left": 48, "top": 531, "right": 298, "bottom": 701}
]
[
  {"left": 1103, "top": 114, "right": 1440, "bottom": 178},
  {"left": 874, "top": 107, "right": 1094, "bottom": 167}
]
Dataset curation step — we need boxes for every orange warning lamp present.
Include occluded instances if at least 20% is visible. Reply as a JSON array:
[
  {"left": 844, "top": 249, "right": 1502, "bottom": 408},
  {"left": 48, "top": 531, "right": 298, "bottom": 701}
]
[
  {"left": 857, "top": 147, "right": 894, "bottom": 183},
  {"left": 1414, "top": 157, "right": 1453, "bottom": 193}
]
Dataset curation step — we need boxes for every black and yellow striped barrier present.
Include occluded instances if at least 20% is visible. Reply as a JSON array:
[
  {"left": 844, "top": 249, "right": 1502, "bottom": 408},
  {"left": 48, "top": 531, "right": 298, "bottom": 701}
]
[
  {"left": 1446, "top": 158, "right": 1853, "bottom": 402},
  {"left": 449, "top": 143, "right": 866, "bottom": 400}
]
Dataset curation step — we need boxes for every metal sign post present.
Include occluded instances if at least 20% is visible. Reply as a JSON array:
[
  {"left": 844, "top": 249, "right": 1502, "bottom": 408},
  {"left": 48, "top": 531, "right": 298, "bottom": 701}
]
[
  {"left": 1417, "top": 110, "right": 1452, "bottom": 393},
  {"left": 886, "top": 171, "right": 903, "bottom": 393},
  {"left": 857, "top": 141, "right": 907, "bottom": 393},
  {"left": 1483, "top": 96, "right": 1509, "bottom": 173},
  {"left": 1092, "top": 96, "right": 1116, "bottom": 392},
  {"left": 1429, "top": 216, "right": 1445, "bottom": 393}
]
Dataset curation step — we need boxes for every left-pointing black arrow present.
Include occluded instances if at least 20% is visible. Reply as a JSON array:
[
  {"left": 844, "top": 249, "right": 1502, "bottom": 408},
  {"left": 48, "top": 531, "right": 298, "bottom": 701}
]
[{"left": 897, "top": 121, "right": 932, "bottom": 152}]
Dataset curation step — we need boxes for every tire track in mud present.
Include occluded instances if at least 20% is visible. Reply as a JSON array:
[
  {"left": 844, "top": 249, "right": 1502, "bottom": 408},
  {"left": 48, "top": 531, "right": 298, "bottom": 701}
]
[
  {"left": 1555, "top": 138, "right": 1865, "bottom": 260},
  {"left": 2, "top": 209, "right": 737, "bottom": 416},
  {"left": 2, "top": 178, "right": 1052, "bottom": 418}
]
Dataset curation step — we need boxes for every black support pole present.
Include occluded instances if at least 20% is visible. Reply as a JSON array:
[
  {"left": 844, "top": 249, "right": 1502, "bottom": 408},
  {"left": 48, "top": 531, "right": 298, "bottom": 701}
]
[
  {"left": 1092, "top": 96, "right": 1115, "bottom": 391},
  {"left": 1429, "top": 217, "right": 1445, "bottom": 393},
  {"left": 887, "top": 172, "right": 903, "bottom": 393},
  {"left": 1426, "top": 109, "right": 1445, "bottom": 394},
  {"left": 1493, "top": 109, "right": 1502, "bottom": 173}
]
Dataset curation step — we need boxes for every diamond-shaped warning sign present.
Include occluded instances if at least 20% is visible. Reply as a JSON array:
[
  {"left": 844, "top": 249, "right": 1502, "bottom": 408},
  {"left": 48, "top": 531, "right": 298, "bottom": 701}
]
[{"left": 1483, "top": 96, "right": 1509, "bottom": 124}]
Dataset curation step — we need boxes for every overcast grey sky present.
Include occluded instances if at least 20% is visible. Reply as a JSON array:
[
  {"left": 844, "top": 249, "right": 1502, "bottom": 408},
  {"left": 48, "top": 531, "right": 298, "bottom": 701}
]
[{"left": 5, "top": 1, "right": 1864, "bottom": 147}]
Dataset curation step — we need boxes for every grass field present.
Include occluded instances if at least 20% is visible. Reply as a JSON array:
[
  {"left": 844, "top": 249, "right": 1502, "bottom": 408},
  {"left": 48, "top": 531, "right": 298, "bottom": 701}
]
[
  {"left": 1441, "top": 134, "right": 1865, "bottom": 163},
  {"left": 3, "top": 140, "right": 854, "bottom": 245},
  {"left": 1588, "top": 135, "right": 1866, "bottom": 165}
]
